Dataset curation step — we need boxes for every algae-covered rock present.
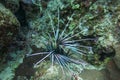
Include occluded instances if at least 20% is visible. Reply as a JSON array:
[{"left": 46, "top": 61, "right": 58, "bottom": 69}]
[
  {"left": 30, "top": 61, "right": 84, "bottom": 80},
  {"left": 0, "top": 50, "right": 25, "bottom": 80},
  {"left": 0, "top": 3, "right": 20, "bottom": 48}
]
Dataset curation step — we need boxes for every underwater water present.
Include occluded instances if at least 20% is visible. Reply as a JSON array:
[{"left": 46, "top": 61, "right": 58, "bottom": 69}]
[{"left": 0, "top": 0, "right": 120, "bottom": 80}]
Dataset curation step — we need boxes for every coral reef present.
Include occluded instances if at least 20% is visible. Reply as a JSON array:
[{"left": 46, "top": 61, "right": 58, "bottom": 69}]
[
  {"left": 25, "top": 0, "right": 118, "bottom": 79},
  {"left": 0, "top": 0, "right": 120, "bottom": 80}
]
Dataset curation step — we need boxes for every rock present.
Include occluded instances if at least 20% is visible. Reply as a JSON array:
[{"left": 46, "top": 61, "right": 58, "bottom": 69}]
[
  {"left": 106, "top": 60, "right": 120, "bottom": 80},
  {"left": 114, "top": 44, "right": 120, "bottom": 69},
  {"left": 80, "top": 69, "right": 109, "bottom": 80},
  {"left": 0, "top": 3, "right": 20, "bottom": 49},
  {"left": 80, "top": 60, "right": 120, "bottom": 80}
]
